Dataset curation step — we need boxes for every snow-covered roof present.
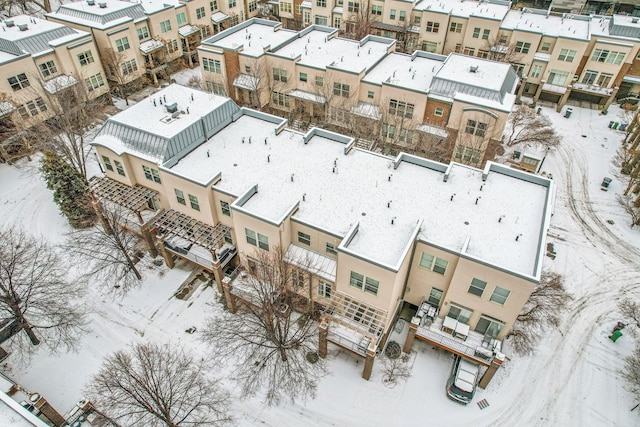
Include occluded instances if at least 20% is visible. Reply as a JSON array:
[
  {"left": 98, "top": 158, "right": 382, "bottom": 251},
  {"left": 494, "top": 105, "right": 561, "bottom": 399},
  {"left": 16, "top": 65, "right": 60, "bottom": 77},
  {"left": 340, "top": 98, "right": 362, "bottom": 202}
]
[
  {"left": 211, "top": 11, "right": 229, "bottom": 23},
  {"left": 362, "top": 51, "right": 444, "bottom": 93},
  {"left": 92, "top": 85, "right": 238, "bottom": 163},
  {"left": 170, "top": 108, "right": 551, "bottom": 275},
  {"left": 288, "top": 89, "right": 326, "bottom": 104},
  {"left": 430, "top": 54, "right": 518, "bottom": 106},
  {"left": 351, "top": 102, "right": 381, "bottom": 120},
  {"left": 48, "top": 0, "right": 147, "bottom": 29},
  {"left": 0, "top": 15, "right": 88, "bottom": 61},
  {"left": 272, "top": 27, "right": 393, "bottom": 73},
  {"left": 414, "top": 0, "right": 511, "bottom": 21},
  {"left": 501, "top": 9, "right": 590, "bottom": 41},
  {"left": 0, "top": 392, "right": 49, "bottom": 427},
  {"left": 139, "top": 39, "right": 164, "bottom": 54},
  {"left": 284, "top": 244, "right": 337, "bottom": 282},
  {"left": 593, "top": 14, "right": 640, "bottom": 40},
  {"left": 233, "top": 74, "right": 260, "bottom": 90},
  {"left": 179, "top": 24, "right": 200, "bottom": 38},
  {"left": 136, "top": 0, "right": 178, "bottom": 14},
  {"left": 43, "top": 75, "right": 78, "bottom": 93},
  {"left": 417, "top": 124, "right": 449, "bottom": 138},
  {"left": 201, "top": 19, "right": 296, "bottom": 57}
]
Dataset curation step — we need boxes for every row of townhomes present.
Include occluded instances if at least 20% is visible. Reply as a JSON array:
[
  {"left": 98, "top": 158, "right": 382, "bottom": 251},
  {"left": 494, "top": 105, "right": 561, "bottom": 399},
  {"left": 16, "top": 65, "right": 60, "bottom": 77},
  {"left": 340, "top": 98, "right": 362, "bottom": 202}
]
[
  {"left": 90, "top": 84, "right": 554, "bottom": 384},
  {"left": 270, "top": 0, "right": 640, "bottom": 108},
  {"left": 198, "top": 18, "right": 520, "bottom": 167}
]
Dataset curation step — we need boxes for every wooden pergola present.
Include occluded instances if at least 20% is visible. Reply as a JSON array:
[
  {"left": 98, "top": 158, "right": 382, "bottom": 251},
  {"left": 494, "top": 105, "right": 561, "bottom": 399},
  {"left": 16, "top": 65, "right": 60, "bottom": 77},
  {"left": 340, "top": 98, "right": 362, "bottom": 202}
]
[
  {"left": 89, "top": 176, "right": 158, "bottom": 212},
  {"left": 324, "top": 291, "right": 388, "bottom": 347},
  {"left": 150, "top": 209, "right": 230, "bottom": 253}
]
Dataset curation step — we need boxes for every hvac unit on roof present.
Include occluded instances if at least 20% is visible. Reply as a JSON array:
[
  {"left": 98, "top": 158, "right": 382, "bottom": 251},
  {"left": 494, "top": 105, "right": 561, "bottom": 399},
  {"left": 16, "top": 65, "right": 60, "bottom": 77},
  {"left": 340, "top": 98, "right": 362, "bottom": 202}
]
[
  {"left": 98, "top": 2, "right": 107, "bottom": 8},
  {"left": 165, "top": 102, "right": 178, "bottom": 113},
  {"left": 5, "top": 20, "right": 14, "bottom": 27},
  {"left": 633, "top": 17, "right": 639, "bottom": 24},
  {"left": 18, "top": 23, "right": 28, "bottom": 31},
  {"left": 87, "top": 0, "right": 95, "bottom": 5},
  {"left": 469, "top": 65, "right": 479, "bottom": 73}
]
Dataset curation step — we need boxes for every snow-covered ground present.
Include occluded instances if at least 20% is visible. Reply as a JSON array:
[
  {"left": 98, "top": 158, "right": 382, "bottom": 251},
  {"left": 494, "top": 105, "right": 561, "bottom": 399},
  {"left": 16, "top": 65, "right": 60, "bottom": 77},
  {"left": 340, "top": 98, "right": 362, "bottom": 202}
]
[{"left": 1, "top": 97, "right": 639, "bottom": 426}]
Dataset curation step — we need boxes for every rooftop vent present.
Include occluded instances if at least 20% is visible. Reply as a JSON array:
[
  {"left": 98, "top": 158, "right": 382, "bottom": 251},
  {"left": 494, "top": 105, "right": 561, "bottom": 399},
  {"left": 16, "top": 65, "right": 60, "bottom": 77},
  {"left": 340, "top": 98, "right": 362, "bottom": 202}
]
[
  {"left": 633, "top": 17, "right": 639, "bottom": 24},
  {"left": 98, "top": 2, "right": 107, "bottom": 8},
  {"left": 469, "top": 65, "right": 479, "bottom": 73},
  {"left": 5, "top": 20, "right": 14, "bottom": 27},
  {"left": 18, "top": 24, "right": 28, "bottom": 31},
  {"left": 87, "top": 0, "right": 95, "bottom": 4},
  {"left": 165, "top": 103, "right": 178, "bottom": 114}
]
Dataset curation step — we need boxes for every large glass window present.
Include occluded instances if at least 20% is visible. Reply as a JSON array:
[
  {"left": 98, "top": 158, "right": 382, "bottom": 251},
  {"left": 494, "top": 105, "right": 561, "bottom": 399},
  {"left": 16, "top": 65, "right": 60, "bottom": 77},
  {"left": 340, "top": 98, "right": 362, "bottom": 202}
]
[
  {"left": 202, "top": 58, "right": 222, "bottom": 73},
  {"left": 350, "top": 271, "right": 364, "bottom": 289},
  {"left": 427, "top": 287, "right": 443, "bottom": 307},
  {"left": 318, "top": 281, "right": 332, "bottom": 298},
  {"left": 220, "top": 201, "right": 231, "bottom": 216},
  {"left": 389, "top": 99, "right": 414, "bottom": 119},
  {"left": 175, "top": 189, "right": 186, "bottom": 205},
  {"left": 8, "top": 73, "right": 30, "bottom": 91},
  {"left": 188, "top": 194, "right": 200, "bottom": 211},
  {"left": 475, "top": 314, "right": 504, "bottom": 337},
  {"left": 39, "top": 61, "right": 57, "bottom": 78},
  {"left": 298, "top": 231, "right": 311, "bottom": 245},
  {"left": 447, "top": 303, "right": 472, "bottom": 324},
  {"left": 115, "top": 37, "right": 130, "bottom": 52}
]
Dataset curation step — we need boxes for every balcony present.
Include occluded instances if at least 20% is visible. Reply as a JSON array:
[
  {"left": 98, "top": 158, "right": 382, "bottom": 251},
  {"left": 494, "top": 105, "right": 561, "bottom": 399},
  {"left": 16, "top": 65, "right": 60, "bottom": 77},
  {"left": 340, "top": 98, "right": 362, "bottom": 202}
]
[
  {"left": 571, "top": 82, "right": 615, "bottom": 97},
  {"left": 413, "top": 302, "right": 502, "bottom": 367}
]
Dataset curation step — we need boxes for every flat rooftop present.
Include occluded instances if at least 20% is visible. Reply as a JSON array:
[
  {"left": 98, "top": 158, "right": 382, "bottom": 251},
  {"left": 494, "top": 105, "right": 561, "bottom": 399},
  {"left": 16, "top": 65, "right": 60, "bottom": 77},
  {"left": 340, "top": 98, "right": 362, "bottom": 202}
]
[
  {"left": 272, "top": 27, "right": 394, "bottom": 73},
  {"left": 501, "top": 9, "right": 590, "bottom": 40},
  {"left": 414, "top": 0, "right": 511, "bottom": 21},
  {"left": 47, "top": 0, "right": 146, "bottom": 29},
  {"left": 170, "top": 113, "right": 550, "bottom": 276},
  {"left": 362, "top": 52, "right": 443, "bottom": 91},
  {"left": 200, "top": 20, "right": 298, "bottom": 57}
]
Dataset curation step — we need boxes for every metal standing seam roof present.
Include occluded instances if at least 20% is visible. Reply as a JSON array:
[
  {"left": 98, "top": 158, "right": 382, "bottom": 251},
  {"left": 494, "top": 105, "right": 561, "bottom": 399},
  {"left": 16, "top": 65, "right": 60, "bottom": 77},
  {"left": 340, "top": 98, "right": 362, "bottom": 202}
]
[
  {"left": 0, "top": 26, "right": 78, "bottom": 56},
  {"left": 54, "top": 3, "right": 147, "bottom": 25},
  {"left": 97, "top": 120, "right": 168, "bottom": 161}
]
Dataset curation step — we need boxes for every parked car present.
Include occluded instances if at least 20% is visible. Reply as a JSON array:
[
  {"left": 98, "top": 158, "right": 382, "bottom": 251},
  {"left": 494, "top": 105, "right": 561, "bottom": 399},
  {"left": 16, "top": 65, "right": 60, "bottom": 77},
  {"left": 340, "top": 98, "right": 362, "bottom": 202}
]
[{"left": 446, "top": 355, "right": 480, "bottom": 405}]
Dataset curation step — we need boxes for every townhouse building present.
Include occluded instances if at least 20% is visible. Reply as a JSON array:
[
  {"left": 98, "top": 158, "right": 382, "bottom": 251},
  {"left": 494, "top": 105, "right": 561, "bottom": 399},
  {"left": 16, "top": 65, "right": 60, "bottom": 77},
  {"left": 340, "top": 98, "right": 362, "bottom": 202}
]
[
  {"left": 0, "top": 15, "right": 108, "bottom": 162},
  {"left": 197, "top": 18, "right": 518, "bottom": 167},
  {"left": 90, "top": 84, "right": 554, "bottom": 384},
  {"left": 46, "top": 0, "right": 258, "bottom": 88}
]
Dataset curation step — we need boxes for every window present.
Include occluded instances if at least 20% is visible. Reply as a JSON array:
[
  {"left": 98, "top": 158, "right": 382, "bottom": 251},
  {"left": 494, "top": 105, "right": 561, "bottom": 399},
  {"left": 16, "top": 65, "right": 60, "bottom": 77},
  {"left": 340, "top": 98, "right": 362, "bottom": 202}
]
[
  {"left": 540, "top": 42, "right": 551, "bottom": 52},
  {"left": 333, "top": 16, "right": 341, "bottom": 28},
  {"left": 291, "top": 269, "right": 305, "bottom": 288},
  {"left": 245, "top": 228, "right": 257, "bottom": 246},
  {"left": 607, "top": 51, "right": 625, "bottom": 65},
  {"left": 167, "top": 40, "right": 179, "bottom": 54},
  {"left": 137, "top": 26, "right": 150, "bottom": 40},
  {"left": 202, "top": 57, "right": 222, "bottom": 73},
  {"left": 188, "top": 194, "right": 200, "bottom": 211},
  {"left": 316, "top": 0, "right": 326, "bottom": 6},
  {"left": 84, "top": 73, "right": 105, "bottom": 92},
  {"left": 224, "top": 230, "right": 233, "bottom": 244},
  {"left": 206, "top": 81, "right": 226, "bottom": 95},
  {"left": 249, "top": 1, "right": 257, "bottom": 12},
  {"left": 175, "top": 189, "right": 186, "bottom": 205},
  {"left": 367, "top": 90, "right": 374, "bottom": 99},
  {"left": 115, "top": 37, "right": 130, "bottom": 52},
  {"left": 160, "top": 20, "right": 172, "bottom": 33},
  {"left": 349, "top": 271, "right": 364, "bottom": 289},
  {"left": 547, "top": 70, "right": 568, "bottom": 86},
  {"left": 399, "top": 11, "right": 406, "bottom": 22},
  {"left": 454, "top": 145, "right": 482, "bottom": 165},
  {"left": 280, "top": 2, "right": 292, "bottom": 13},
  {"left": 434, "top": 107, "right": 443, "bottom": 116},
  {"left": 142, "top": 165, "right": 161, "bottom": 183},
  {"left": 582, "top": 70, "right": 598, "bottom": 84},
  {"left": 381, "top": 123, "right": 396, "bottom": 139},
  {"left": 304, "top": 11, "right": 310, "bottom": 24},
  {"left": 512, "top": 62, "right": 525, "bottom": 77},
  {"left": 318, "top": 281, "right": 332, "bottom": 298},
  {"left": 414, "top": 16, "right": 421, "bottom": 25},
  {"left": 273, "top": 68, "right": 288, "bottom": 82},
  {"left": 196, "top": 7, "right": 206, "bottom": 19},
  {"left": 425, "top": 21, "right": 439, "bottom": 33},
  {"left": 176, "top": 12, "right": 186, "bottom": 25},
  {"left": 468, "top": 278, "right": 487, "bottom": 297},
  {"left": 210, "top": 0, "right": 218, "bottom": 11},
  {"left": 299, "top": 72, "right": 307, "bottom": 82},
  {"left": 499, "top": 34, "right": 508, "bottom": 44},
  {"left": 558, "top": 49, "right": 576, "bottom": 62},
  {"left": 333, "top": 82, "right": 349, "bottom": 97},
  {"left": 228, "top": 0, "right": 236, "bottom": 7},
  {"left": 389, "top": 99, "right": 414, "bottom": 119},
  {"left": 390, "top": 9, "right": 396, "bottom": 20},
  {"left": 8, "top": 73, "right": 30, "bottom": 91},
  {"left": 257, "top": 233, "right": 269, "bottom": 250},
  {"left": 329, "top": 107, "right": 349, "bottom": 123},
  {"left": 449, "top": 22, "right": 462, "bottom": 33},
  {"left": 220, "top": 201, "right": 231, "bottom": 216},
  {"left": 419, "top": 253, "right": 434, "bottom": 269},
  {"left": 229, "top": 15, "right": 239, "bottom": 26},
  {"left": 39, "top": 61, "right": 57, "bottom": 78},
  {"left": 531, "top": 64, "right": 542, "bottom": 78},
  {"left": 114, "top": 160, "right": 125, "bottom": 176},
  {"left": 421, "top": 41, "right": 437, "bottom": 52},
  {"left": 462, "top": 47, "right": 475, "bottom": 56},
  {"left": 472, "top": 27, "right": 480, "bottom": 38},
  {"left": 315, "top": 76, "right": 323, "bottom": 87},
  {"left": 121, "top": 59, "right": 138, "bottom": 76},
  {"left": 515, "top": 41, "right": 531, "bottom": 54},
  {"left": 489, "top": 286, "right": 510, "bottom": 305},
  {"left": 475, "top": 315, "right": 504, "bottom": 338},
  {"left": 325, "top": 242, "right": 337, "bottom": 255},
  {"left": 347, "top": 1, "right": 359, "bottom": 12},
  {"left": 102, "top": 156, "right": 114, "bottom": 171},
  {"left": 522, "top": 156, "right": 538, "bottom": 167},
  {"left": 372, "top": 4, "right": 382, "bottom": 15},
  {"left": 315, "top": 15, "right": 327, "bottom": 25},
  {"left": 271, "top": 91, "right": 290, "bottom": 107},
  {"left": 364, "top": 277, "right": 379, "bottom": 295},
  {"left": 427, "top": 288, "right": 443, "bottom": 307},
  {"left": 592, "top": 49, "right": 625, "bottom": 65},
  {"left": 433, "top": 257, "right": 448, "bottom": 274},
  {"left": 447, "top": 303, "right": 472, "bottom": 324},
  {"left": 77, "top": 50, "right": 94, "bottom": 66},
  {"left": 465, "top": 119, "right": 487, "bottom": 137},
  {"left": 298, "top": 231, "right": 311, "bottom": 245},
  {"left": 419, "top": 252, "right": 448, "bottom": 275},
  {"left": 482, "top": 29, "right": 490, "bottom": 40},
  {"left": 597, "top": 72, "right": 613, "bottom": 87}
]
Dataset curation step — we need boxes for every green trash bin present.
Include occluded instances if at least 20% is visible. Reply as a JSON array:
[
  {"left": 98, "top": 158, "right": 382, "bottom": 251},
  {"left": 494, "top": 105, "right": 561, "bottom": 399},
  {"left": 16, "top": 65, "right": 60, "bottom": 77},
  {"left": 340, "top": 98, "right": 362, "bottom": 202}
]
[{"left": 610, "top": 330, "right": 623, "bottom": 342}]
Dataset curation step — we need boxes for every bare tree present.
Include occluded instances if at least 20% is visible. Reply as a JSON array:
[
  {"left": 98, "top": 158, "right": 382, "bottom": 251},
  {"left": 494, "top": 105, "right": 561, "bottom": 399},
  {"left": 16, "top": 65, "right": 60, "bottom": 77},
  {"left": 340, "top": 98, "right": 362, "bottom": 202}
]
[
  {"left": 482, "top": 32, "right": 524, "bottom": 64},
  {"left": 102, "top": 48, "right": 147, "bottom": 106},
  {"left": 0, "top": 227, "right": 88, "bottom": 354},
  {"left": 622, "top": 344, "right": 640, "bottom": 406},
  {"left": 201, "top": 246, "right": 324, "bottom": 406},
  {"left": 505, "top": 104, "right": 561, "bottom": 149},
  {"left": 453, "top": 116, "right": 498, "bottom": 167},
  {"left": 87, "top": 342, "right": 232, "bottom": 427},
  {"left": 1, "top": 0, "right": 51, "bottom": 19},
  {"left": 381, "top": 354, "right": 412, "bottom": 388},
  {"left": 619, "top": 297, "right": 640, "bottom": 330},
  {"left": 617, "top": 193, "right": 640, "bottom": 228},
  {"left": 343, "top": 0, "right": 378, "bottom": 41},
  {"left": 507, "top": 271, "right": 572, "bottom": 356},
  {"left": 65, "top": 204, "right": 145, "bottom": 294}
]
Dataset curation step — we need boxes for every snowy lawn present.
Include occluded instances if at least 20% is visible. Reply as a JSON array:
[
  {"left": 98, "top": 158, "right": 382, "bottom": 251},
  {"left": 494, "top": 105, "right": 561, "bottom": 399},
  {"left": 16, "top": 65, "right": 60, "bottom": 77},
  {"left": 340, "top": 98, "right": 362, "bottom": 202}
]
[{"left": 1, "top": 97, "right": 639, "bottom": 426}]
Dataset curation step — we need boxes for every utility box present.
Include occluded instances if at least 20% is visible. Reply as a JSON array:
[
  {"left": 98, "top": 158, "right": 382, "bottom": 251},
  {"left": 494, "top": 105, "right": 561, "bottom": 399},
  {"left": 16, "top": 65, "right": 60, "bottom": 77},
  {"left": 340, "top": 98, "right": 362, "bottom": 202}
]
[
  {"left": 610, "top": 330, "right": 623, "bottom": 342},
  {"left": 601, "top": 177, "right": 612, "bottom": 191},
  {"left": 564, "top": 108, "right": 573, "bottom": 118}
]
